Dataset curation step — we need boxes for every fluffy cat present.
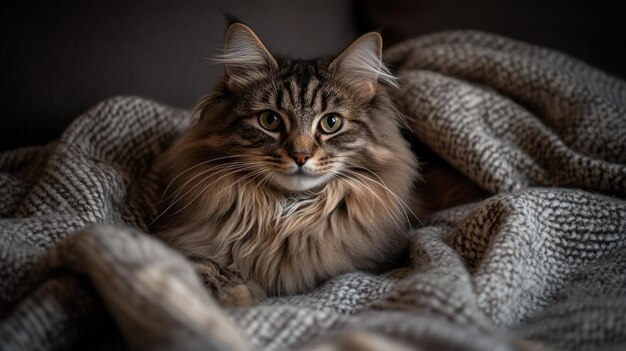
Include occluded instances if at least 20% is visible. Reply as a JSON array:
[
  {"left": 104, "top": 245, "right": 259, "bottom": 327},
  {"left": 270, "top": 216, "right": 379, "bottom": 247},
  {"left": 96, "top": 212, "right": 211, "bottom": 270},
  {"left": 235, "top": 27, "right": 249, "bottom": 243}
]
[{"left": 154, "top": 22, "right": 419, "bottom": 306}]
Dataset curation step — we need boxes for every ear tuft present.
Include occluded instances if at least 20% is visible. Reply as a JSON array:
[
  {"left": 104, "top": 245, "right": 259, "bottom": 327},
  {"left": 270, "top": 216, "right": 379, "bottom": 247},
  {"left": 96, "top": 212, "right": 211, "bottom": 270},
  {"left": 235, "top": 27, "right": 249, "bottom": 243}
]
[
  {"left": 216, "top": 23, "right": 277, "bottom": 89},
  {"left": 330, "top": 32, "right": 397, "bottom": 100}
]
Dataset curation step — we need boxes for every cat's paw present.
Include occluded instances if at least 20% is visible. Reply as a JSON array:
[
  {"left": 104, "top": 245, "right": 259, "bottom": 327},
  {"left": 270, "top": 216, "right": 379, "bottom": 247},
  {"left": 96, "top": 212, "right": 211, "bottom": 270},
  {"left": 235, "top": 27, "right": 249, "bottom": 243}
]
[
  {"left": 192, "top": 258, "right": 266, "bottom": 307},
  {"left": 216, "top": 281, "right": 266, "bottom": 307},
  {"left": 216, "top": 284, "right": 254, "bottom": 307}
]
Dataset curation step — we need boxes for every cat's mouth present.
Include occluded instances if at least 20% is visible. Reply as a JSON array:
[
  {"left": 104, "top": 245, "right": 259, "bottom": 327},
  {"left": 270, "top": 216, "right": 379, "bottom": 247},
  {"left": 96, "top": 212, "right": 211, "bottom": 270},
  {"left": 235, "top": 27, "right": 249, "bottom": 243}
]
[
  {"left": 291, "top": 167, "right": 309, "bottom": 176},
  {"left": 272, "top": 168, "right": 332, "bottom": 192}
]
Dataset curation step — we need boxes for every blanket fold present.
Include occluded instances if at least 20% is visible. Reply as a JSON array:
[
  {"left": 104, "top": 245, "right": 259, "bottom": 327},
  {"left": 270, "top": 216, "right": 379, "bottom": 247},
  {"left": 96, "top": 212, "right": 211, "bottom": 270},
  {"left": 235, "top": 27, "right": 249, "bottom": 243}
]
[{"left": 1, "top": 31, "right": 625, "bottom": 351}]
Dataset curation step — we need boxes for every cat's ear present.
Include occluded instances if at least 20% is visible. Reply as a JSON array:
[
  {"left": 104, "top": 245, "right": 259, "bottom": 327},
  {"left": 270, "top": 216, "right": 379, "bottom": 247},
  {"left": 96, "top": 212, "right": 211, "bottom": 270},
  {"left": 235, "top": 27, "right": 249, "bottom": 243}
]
[
  {"left": 329, "top": 32, "right": 397, "bottom": 100},
  {"left": 220, "top": 23, "right": 277, "bottom": 89}
]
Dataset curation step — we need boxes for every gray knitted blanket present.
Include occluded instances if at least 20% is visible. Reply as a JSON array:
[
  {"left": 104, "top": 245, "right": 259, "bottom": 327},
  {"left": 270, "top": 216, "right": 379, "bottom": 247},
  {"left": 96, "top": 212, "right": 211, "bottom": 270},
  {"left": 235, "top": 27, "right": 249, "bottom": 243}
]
[{"left": 1, "top": 31, "right": 626, "bottom": 351}]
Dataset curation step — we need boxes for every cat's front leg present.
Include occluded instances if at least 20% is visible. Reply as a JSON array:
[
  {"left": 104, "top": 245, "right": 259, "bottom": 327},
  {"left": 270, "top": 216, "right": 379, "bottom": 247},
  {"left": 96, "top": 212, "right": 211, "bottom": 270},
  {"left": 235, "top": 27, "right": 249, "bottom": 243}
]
[{"left": 191, "top": 256, "right": 266, "bottom": 307}]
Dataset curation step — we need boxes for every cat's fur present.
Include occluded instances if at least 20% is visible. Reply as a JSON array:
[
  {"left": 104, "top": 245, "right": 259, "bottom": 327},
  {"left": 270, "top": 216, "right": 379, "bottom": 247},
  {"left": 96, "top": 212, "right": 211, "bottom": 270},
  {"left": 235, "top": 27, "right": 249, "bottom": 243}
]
[{"left": 155, "top": 23, "right": 419, "bottom": 304}]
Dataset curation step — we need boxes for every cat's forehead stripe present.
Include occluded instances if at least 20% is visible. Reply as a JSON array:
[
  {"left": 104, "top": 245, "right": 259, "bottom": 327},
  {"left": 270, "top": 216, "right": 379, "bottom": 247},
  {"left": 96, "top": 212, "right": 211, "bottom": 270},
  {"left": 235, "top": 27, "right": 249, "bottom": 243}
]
[
  {"left": 309, "top": 82, "right": 323, "bottom": 110},
  {"left": 249, "top": 59, "right": 356, "bottom": 117},
  {"left": 295, "top": 64, "right": 310, "bottom": 107},
  {"left": 283, "top": 80, "right": 294, "bottom": 107},
  {"left": 320, "top": 91, "right": 329, "bottom": 111},
  {"left": 274, "top": 61, "right": 326, "bottom": 112},
  {"left": 275, "top": 88, "right": 284, "bottom": 110}
]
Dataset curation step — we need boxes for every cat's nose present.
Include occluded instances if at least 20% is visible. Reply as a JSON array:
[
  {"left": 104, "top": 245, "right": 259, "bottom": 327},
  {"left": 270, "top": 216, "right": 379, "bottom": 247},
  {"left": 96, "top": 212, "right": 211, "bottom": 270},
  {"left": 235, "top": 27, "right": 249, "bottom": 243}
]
[{"left": 291, "top": 152, "right": 311, "bottom": 166}]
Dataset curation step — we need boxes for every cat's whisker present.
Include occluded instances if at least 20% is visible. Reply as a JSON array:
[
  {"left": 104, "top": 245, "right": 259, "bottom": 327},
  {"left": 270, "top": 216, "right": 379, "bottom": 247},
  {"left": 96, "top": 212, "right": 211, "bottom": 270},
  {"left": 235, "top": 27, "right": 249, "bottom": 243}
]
[
  {"left": 331, "top": 170, "right": 405, "bottom": 231},
  {"left": 165, "top": 162, "right": 253, "bottom": 207},
  {"left": 151, "top": 164, "right": 256, "bottom": 225},
  {"left": 174, "top": 160, "right": 270, "bottom": 206},
  {"left": 252, "top": 171, "right": 274, "bottom": 194},
  {"left": 343, "top": 169, "right": 412, "bottom": 227},
  {"left": 152, "top": 168, "right": 240, "bottom": 227},
  {"left": 342, "top": 161, "right": 422, "bottom": 226},
  {"left": 160, "top": 155, "right": 240, "bottom": 201},
  {"left": 216, "top": 167, "right": 270, "bottom": 197},
  {"left": 162, "top": 160, "right": 252, "bottom": 203},
  {"left": 341, "top": 167, "right": 408, "bottom": 217},
  {"left": 165, "top": 159, "right": 271, "bottom": 205},
  {"left": 334, "top": 161, "right": 402, "bottom": 217},
  {"left": 165, "top": 165, "right": 259, "bottom": 219},
  {"left": 242, "top": 167, "right": 275, "bottom": 189},
  {"left": 337, "top": 171, "right": 404, "bottom": 232},
  {"left": 353, "top": 183, "right": 405, "bottom": 231},
  {"left": 175, "top": 163, "right": 268, "bottom": 205}
]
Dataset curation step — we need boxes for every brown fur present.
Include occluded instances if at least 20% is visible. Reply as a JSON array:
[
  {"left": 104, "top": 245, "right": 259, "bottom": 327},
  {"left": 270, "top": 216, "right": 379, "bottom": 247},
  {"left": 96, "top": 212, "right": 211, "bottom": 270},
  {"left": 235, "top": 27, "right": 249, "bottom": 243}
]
[{"left": 154, "top": 23, "right": 419, "bottom": 304}]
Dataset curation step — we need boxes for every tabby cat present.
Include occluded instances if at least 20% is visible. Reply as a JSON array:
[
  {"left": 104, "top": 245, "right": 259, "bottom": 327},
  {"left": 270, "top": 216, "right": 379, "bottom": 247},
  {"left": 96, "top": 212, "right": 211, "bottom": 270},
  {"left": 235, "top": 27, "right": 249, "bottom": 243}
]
[{"left": 155, "top": 22, "right": 419, "bottom": 306}]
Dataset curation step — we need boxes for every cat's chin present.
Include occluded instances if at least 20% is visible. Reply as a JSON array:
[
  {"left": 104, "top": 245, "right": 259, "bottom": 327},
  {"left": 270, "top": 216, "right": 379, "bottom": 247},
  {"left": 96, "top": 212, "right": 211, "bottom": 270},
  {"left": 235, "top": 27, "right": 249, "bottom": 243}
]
[{"left": 271, "top": 173, "right": 333, "bottom": 192}]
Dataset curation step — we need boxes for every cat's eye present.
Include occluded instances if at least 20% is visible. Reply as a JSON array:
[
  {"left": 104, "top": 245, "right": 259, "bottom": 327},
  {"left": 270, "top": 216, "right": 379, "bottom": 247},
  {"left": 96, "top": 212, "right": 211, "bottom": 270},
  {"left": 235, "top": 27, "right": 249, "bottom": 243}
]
[
  {"left": 258, "top": 111, "right": 282, "bottom": 131},
  {"left": 319, "top": 114, "right": 343, "bottom": 134}
]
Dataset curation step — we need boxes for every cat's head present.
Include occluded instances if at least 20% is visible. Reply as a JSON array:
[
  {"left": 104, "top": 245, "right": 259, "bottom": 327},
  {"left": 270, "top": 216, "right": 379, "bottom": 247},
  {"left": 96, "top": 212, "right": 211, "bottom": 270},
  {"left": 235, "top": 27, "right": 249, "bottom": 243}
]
[{"left": 185, "top": 23, "right": 411, "bottom": 193}]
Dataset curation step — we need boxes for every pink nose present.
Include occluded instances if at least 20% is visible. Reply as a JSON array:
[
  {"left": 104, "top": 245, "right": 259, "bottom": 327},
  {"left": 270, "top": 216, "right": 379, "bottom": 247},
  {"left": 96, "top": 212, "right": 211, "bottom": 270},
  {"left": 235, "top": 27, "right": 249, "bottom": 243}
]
[{"left": 291, "top": 152, "right": 311, "bottom": 166}]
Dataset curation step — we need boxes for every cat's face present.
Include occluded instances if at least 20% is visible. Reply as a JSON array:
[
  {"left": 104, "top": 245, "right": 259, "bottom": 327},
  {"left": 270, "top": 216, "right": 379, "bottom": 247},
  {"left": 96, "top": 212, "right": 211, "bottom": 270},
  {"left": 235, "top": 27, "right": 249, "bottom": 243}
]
[
  {"left": 192, "top": 23, "right": 403, "bottom": 193},
  {"left": 225, "top": 84, "right": 360, "bottom": 192}
]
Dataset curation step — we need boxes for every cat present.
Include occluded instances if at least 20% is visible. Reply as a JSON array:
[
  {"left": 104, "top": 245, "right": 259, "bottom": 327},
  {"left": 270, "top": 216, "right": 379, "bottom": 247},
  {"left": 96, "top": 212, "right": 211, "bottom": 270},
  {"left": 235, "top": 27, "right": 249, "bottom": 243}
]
[{"left": 154, "top": 22, "right": 420, "bottom": 306}]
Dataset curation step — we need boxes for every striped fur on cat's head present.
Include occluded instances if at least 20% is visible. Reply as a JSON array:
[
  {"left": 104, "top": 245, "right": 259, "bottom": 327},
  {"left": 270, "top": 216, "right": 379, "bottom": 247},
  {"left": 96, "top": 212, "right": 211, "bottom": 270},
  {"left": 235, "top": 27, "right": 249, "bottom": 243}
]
[{"left": 186, "top": 23, "right": 407, "bottom": 193}]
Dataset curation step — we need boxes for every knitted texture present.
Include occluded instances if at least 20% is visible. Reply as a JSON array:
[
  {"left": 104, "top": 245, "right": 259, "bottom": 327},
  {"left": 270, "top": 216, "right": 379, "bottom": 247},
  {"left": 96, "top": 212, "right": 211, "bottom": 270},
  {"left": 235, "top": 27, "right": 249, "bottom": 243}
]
[{"left": 1, "top": 31, "right": 625, "bottom": 350}]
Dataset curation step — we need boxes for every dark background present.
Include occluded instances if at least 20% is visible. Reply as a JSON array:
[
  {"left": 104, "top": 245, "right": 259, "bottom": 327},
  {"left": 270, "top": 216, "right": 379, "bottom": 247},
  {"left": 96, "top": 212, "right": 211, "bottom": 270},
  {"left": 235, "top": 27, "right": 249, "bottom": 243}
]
[{"left": 2, "top": 0, "right": 624, "bottom": 151}]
